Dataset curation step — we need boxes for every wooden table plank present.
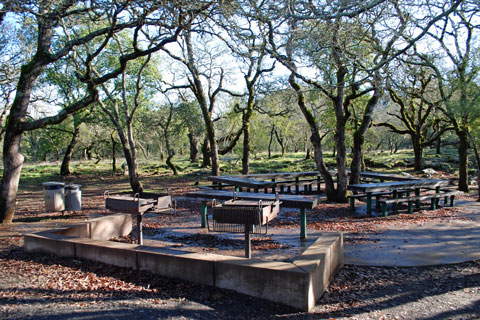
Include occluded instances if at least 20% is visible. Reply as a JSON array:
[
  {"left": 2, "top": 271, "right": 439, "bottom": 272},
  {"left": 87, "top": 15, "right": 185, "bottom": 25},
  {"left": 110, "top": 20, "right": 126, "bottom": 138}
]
[
  {"left": 186, "top": 190, "right": 320, "bottom": 209},
  {"left": 235, "top": 171, "right": 322, "bottom": 180},
  {"left": 207, "top": 176, "right": 274, "bottom": 188},
  {"left": 359, "top": 171, "right": 419, "bottom": 181},
  {"left": 348, "top": 179, "right": 450, "bottom": 193}
]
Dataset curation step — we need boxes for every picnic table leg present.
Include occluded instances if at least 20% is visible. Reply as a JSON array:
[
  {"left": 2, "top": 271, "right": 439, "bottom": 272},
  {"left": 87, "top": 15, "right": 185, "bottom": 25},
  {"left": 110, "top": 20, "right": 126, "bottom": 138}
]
[
  {"left": 375, "top": 195, "right": 381, "bottom": 210},
  {"left": 201, "top": 201, "right": 207, "bottom": 228},
  {"left": 300, "top": 208, "right": 307, "bottom": 239},
  {"left": 317, "top": 176, "right": 321, "bottom": 193},
  {"left": 381, "top": 202, "right": 388, "bottom": 217},
  {"left": 435, "top": 186, "right": 441, "bottom": 207},
  {"left": 349, "top": 196, "right": 355, "bottom": 211},
  {"left": 392, "top": 190, "right": 398, "bottom": 212},
  {"left": 366, "top": 193, "right": 372, "bottom": 215},
  {"left": 295, "top": 177, "right": 300, "bottom": 194},
  {"left": 450, "top": 195, "right": 456, "bottom": 207},
  {"left": 415, "top": 188, "right": 421, "bottom": 209}
]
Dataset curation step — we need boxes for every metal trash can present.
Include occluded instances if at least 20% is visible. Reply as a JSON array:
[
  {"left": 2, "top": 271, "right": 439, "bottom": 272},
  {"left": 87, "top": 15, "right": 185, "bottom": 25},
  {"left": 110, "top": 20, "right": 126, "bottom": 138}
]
[
  {"left": 42, "top": 182, "right": 65, "bottom": 212},
  {"left": 65, "top": 184, "right": 82, "bottom": 211}
]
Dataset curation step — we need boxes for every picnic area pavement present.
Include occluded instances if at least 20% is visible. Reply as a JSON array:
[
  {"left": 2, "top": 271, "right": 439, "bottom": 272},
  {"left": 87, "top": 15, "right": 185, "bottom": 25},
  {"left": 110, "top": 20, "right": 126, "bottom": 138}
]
[
  {"left": 1, "top": 198, "right": 479, "bottom": 319},
  {"left": 344, "top": 200, "right": 480, "bottom": 266}
]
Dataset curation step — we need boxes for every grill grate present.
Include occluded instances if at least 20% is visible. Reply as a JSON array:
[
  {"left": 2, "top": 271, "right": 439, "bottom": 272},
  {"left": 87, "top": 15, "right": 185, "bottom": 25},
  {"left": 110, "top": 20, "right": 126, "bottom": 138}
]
[{"left": 207, "top": 198, "right": 280, "bottom": 258}]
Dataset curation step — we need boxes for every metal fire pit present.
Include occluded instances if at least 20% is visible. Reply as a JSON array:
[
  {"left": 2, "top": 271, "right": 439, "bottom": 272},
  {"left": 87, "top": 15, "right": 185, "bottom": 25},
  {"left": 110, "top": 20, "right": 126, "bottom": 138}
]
[
  {"left": 208, "top": 195, "right": 281, "bottom": 258},
  {"left": 104, "top": 191, "right": 175, "bottom": 245},
  {"left": 105, "top": 191, "right": 175, "bottom": 214}
]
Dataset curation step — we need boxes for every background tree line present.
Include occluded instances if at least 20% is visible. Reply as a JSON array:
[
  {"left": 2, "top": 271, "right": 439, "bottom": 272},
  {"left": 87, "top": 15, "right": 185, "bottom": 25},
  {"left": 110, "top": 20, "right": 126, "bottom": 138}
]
[{"left": 0, "top": 0, "right": 478, "bottom": 223}]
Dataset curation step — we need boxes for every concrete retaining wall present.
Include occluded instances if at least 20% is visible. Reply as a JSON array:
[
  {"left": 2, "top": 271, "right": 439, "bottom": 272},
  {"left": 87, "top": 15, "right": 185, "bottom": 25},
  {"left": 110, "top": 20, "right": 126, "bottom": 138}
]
[{"left": 24, "top": 214, "right": 343, "bottom": 312}]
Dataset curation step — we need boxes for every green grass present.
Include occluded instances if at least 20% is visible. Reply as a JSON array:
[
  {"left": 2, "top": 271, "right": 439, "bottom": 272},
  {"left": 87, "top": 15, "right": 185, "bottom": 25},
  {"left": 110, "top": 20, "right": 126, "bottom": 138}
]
[{"left": 12, "top": 146, "right": 467, "bottom": 186}]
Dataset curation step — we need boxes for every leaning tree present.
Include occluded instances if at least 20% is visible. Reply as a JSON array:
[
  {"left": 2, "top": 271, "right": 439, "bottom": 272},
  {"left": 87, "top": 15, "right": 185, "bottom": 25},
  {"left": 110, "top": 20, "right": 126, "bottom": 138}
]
[{"left": 0, "top": 0, "right": 211, "bottom": 224}]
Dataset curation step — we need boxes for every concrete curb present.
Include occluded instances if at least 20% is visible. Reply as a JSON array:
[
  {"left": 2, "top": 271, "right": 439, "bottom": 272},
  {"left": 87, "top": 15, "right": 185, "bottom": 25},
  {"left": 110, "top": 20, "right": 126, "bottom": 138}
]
[{"left": 24, "top": 214, "right": 343, "bottom": 312}]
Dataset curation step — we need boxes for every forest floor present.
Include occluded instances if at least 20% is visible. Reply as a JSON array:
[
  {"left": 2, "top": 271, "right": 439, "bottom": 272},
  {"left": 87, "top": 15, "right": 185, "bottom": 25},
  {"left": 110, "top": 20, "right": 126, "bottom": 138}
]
[{"left": 0, "top": 172, "right": 479, "bottom": 319}]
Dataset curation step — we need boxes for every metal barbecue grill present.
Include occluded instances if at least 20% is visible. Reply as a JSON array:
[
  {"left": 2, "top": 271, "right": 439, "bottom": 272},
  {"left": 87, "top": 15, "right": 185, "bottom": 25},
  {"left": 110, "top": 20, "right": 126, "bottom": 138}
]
[
  {"left": 104, "top": 190, "right": 175, "bottom": 245},
  {"left": 208, "top": 193, "right": 281, "bottom": 258}
]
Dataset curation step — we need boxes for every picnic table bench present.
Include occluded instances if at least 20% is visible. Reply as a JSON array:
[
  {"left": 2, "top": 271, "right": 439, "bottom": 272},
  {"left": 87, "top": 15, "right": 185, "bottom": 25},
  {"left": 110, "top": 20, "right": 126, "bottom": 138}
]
[
  {"left": 378, "top": 190, "right": 463, "bottom": 216},
  {"left": 207, "top": 176, "right": 275, "bottom": 193},
  {"left": 358, "top": 172, "right": 419, "bottom": 182},
  {"left": 186, "top": 189, "right": 321, "bottom": 239},
  {"left": 348, "top": 179, "right": 453, "bottom": 216}
]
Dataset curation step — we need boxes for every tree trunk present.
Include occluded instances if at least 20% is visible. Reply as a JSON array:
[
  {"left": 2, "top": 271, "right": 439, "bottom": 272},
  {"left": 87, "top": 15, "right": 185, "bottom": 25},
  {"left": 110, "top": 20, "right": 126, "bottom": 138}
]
[
  {"left": 123, "top": 146, "right": 143, "bottom": 193},
  {"left": 164, "top": 126, "right": 178, "bottom": 175},
  {"left": 268, "top": 125, "right": 275, "bottom": 159},
  {"left": 332, "top": 94, "right": 348, "bottom": 203},
  {"left": 458, "top": 130, "right": 469, "bottom": 192},
  {"left": 188, "top": 131, "right": 199, "bottom": 162},
  {"left": 86, "top": 146, "right": 93, "bottom": 160},
  {"left": 185, "top": 28, "right": 219, "bottom": 176},
  {"left": 350, "top": 137, "right": 363, "bottom": 185},
  {"left": 412, "top": 137, "right": 423, "bottom": 171},
  {"left": 289, "top": 73, "right": 337, "bottom": 200},
  {"left": 201, "top": 138, "right": 211, "bottom": 167},
  {"left": 0, "top": 15, "right": 52, "bottom": 223},
  {"left": 349, "top": 73, "right": 381, "bottom": 185},
  {"left": 60, "top": 126, "right": 80, "bottom": 176},
  {"left": 436, "top": 136, "right": 441, "bottom": 155},
  {"left": 467, "top": 132, "right": 480, "bottom": 201},
  {"left": 165, "top": 134, "right": 178, "bottom": 175},
  {"left": 126, "top": 122, "right": 143, "bottom": 193},
  {"left": 111, "top": 131, "right": 117, "bottom": 174},
  {"left": 274, "top": 129, "right": 285, "bottom": 156},
  {"left": 0, "top": 130, "right": 24, "bottom": 223},
  {"left": 242, "top": 124, "right": 250, "bottom": 174},
  {"left": 305, "top": 148, "right": 311, "bottom": 160}
]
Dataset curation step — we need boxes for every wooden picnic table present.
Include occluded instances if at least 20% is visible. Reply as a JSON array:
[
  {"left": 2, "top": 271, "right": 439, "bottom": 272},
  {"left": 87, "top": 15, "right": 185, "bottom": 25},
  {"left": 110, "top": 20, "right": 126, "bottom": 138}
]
[
  {"left": 236, "top": 171, "right": 321, "bottom": 179},
  {"left": 209, "top": 172, "right": 324, "bottom": 194},
  {"left": 186, "top": 189, "right": 321, "bottom": 239},
  {"left": 348, "top": 179, "right": 450, "bottom": 215},
  {"left": 207, "top": 176, "right": 274, "bottom": 192},
  {"left": 358, "top": 171, "right": 419, "bottom": 182}
]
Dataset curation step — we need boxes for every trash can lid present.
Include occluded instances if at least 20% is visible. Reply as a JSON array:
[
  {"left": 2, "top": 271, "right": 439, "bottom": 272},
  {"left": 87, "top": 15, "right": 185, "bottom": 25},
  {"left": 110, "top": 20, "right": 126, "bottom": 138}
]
[
  {"left": 42, "top": 182, "right": 65, "bottom": 190},
  {"left": 65, "top": 184, "right": 81, "bottom": 190}
]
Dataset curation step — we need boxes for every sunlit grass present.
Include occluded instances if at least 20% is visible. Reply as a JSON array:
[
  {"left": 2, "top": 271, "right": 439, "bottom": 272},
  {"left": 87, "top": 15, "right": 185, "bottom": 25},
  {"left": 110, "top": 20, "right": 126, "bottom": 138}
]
[{"left": 13, "top": 146, "right": 465, "bottom": 186}]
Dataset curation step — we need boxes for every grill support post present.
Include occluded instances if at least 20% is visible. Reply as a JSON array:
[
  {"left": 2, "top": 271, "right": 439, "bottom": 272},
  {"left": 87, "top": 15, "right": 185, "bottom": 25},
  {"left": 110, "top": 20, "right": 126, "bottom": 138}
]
[
  {"left": 137, "top": 213, "right": 143, "bottom": 245},
  {"left": 245, "top": 224, "right": 252, "bottom": 258},
  {"left": 201, "top": 201, "right": 207, "bottom": 228}
]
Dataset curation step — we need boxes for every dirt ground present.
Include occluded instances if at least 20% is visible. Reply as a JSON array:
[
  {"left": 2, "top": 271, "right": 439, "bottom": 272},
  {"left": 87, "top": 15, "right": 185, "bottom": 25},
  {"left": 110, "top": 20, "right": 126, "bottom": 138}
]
[{"left": 0, "top": 174, "right": 479, "bottom": 319}]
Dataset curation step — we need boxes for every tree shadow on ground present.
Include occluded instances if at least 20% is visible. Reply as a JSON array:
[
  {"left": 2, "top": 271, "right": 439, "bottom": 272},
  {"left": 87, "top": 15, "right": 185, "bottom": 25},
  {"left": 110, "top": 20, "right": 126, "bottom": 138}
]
[{"left": 2, "top": 243, "right": 479, "bottom": 319}]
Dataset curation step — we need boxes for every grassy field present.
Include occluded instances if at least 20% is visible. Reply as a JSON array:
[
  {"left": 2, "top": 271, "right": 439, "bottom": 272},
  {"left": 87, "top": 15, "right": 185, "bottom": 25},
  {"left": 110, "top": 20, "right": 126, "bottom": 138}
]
[{"left": 13, "top": 147, "right": 472, "bottom": 187}]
